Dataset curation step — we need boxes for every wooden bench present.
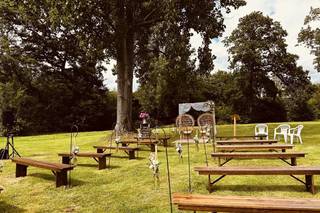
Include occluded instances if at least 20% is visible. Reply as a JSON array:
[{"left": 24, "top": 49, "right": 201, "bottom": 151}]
[
  {"left": 120, "top": 139, "right": 158, "bottom": 152},
  {"left": 216, "top": 144, "right": 294, "bottom": 152},
  {"left": 216, "top": 135, "right": 267, "bottom": 140},
  {"left": 216, "top": 139, "right": 278, "bottom": 145},
  {"left": 211, "top": 152, "right": 306, "bottom": 166},
  {"left": 93, "top": 145, "right": 139, "bottom": 159},
  {"left": 12, "top": 157, "right": 75, "bottom": 187},
  {"left": 194, "top": 166, "right": 320, "bottom": 193},
  {"left": 173, "top": 193, "right": 320, "bottom": 212},
  {"left": 58, "top": 152, "right": 111, "bottom": 170}
]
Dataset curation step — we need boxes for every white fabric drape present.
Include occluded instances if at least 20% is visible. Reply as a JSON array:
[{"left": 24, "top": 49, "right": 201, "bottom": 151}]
[{"left": 178, "top": 102, "right": 212, "bottom": 115}]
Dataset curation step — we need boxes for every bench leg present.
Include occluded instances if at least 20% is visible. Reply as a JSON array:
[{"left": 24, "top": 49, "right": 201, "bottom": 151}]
[
  {"left": 16, "top": 164, "right": 27, "bottom": 177},
  {"left": 306, "top": 175, "right": 315, "bottom": 194},
  {"left": 291, "top": 157, "right": 297, "bottom": 166},
  {"left": 207, "top": 175, "right": 213, "bottom": 193},
  {"left": 56, "top": 170, "right": 68, "bottom": 187},
  {"left": 128, "top": 150, "right": 135, "bottom": 160},
  {"left": 98, "top": 156, "right": 107, "bottom": 170},
  {"left": 62, "top": 156, "right": 70, "bottom": 164},
  {"left": 150, "top": 144, "right": 155, "bottom": 152},
  {"left": 97, "top": 148, "right": 103, "bottom": 153}
]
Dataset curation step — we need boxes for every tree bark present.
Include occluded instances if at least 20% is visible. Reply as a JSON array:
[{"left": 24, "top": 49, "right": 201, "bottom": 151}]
[{"left": 115, "top": 1, "right": 134, "bottom": 134}]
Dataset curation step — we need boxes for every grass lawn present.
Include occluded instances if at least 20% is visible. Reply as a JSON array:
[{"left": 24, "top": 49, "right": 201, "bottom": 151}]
[{"left": 1, "top": 121, "right": 320, "bottom": 212}]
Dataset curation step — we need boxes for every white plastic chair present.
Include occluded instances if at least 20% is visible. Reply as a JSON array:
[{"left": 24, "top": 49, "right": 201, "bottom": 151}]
[
  {"left": 255, "top": 124, "right": 268, "bottom": 139},
  {"left": 273, "top": 124, "right": 290, "bottom": 143},
  {"left": 288, "top": 125, "right": 303, "bottom": 144}
]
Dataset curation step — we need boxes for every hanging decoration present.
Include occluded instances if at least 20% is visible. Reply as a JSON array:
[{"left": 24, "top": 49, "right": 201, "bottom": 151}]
[
  {"left": 176, "top": 143, "right": 183, "bottom": 160},
  {"left": 149, "top": 152, "right": 160, "bottom": 188},
  {"left": 193, "top": 130, "right": 200, "bottom": 151},
  {"left": 70, "top": 125, "right": 79, "bottom": 166}
]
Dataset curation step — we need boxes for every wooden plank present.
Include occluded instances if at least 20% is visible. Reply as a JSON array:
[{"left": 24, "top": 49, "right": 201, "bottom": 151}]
[
  {"left": 216, "top": 139, "right": 278, "bottom": 145},
  {"left": 211, "top": 152, "right": 306, "bottom": 158},
  {"left": 194, "top": 166, "right": 320, "bottom": 175},
  {"left": 57, "top": 152, "right": 111, "bottom": 158},
  {"left": 93, "top": 145, "right": 139, "bottom": 151},
  {"left": 216, "top": 144, "right": 294, "bottom": 151},
  {"left": 12, "top": 157, "right": 74, "bottom": 171},
  {"left": 216, "top": 135, "right": 267, "bottom": 139},
  {"left": 173, "top": 193, "right": 320, "bottom": 212}
]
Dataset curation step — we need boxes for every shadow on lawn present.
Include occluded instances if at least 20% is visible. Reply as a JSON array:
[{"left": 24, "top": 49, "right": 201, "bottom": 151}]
[
  {"left": 0, "top": 201, "right": 26, "bottom": 213},
  {"left": 212, "top": 184, "right": 306, "bottom": 193},
  {"left": 28, "top": 173, "right": 86, "bottom": 186}
]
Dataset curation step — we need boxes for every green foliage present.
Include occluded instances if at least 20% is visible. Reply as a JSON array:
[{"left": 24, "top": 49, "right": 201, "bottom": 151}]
[
  {"left": 307, "top": 84, "right": 320, "bottom": 119},
  {"left": 298, "top": 7, "right": 320, "bottom": 72},
  {"left": 225, "top": 12, "right": 312, "bottom": 122},
  {"left": 0, "top": 0, "right": 116, "bottom": 134}
]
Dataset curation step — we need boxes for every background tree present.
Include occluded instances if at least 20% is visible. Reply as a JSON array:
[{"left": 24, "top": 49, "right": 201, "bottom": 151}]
[
  {"left": 224, "top": 11, "right": 312, "bottom": 122},
  {"left": 0, "top": 0, "right": 246, "bottom": 133},
  {"left": 0, "top": 1, "right": 116, "bottom": 134},
  {"left": 298, "top": 7, "right": 320, "bottom": 72}
]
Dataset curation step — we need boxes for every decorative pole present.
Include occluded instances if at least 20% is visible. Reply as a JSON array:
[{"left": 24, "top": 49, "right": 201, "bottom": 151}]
[{"left": 231, "top": 114, "right": 240, "bottom": 139}]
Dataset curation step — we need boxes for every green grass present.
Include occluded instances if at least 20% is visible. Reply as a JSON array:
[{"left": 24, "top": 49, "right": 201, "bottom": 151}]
[{"left": 1, "top": 121, "right": 320, "bottom": 212}]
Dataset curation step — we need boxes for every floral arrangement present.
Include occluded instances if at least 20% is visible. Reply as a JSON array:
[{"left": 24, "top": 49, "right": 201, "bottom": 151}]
[{"left": 139, "top": 112, "right": 149, "bottom": 119}]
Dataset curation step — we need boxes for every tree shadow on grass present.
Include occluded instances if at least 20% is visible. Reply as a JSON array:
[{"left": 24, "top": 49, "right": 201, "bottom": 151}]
[
  {"left": 211, "top": 184, "right": 305, "bottom": 193},
  {"left": 0, "top": 201, "right": 26, "bottom": 213},
  {"left": 75, "top": 163, "right": 120, "bottom": 170},
  {"left": 28, "top": 173, "right": 86, "bottom": 186}
]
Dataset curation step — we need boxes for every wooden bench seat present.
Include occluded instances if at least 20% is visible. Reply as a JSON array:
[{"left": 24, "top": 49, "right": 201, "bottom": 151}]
[
  {"left": 93, "top": 145, "right": 139, "bottom": 159},
  {"left": 216, "top": 144, "right": 294, "bottom": 152},
  {"left": 173, "top": 193, "right": 320, "bottom": 212},
  {"left": 216, "top": 139, "right": 278, "bottom": 145},
  {"left": 12, "top": 157, "right": 74, "bottom": 187},
  {"left": 120, "top": 139, "right": 158, "bottom": 152},
  {"left": 211, "top": 152, "right": 306, "bottom": 166},
  {"left": 194, "top": 166, "right": 320, "bottom": 193},
  {"left": 216, "top": 135, "right": 268, "bottom": 140},
  {"left": 58, "top": 152, "right": 111, "bottom": 170}
]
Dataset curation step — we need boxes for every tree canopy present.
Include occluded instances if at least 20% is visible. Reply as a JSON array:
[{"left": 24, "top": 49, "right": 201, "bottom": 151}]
[{"left": 224, "top": 11, "right": 312, "bottom": 122}]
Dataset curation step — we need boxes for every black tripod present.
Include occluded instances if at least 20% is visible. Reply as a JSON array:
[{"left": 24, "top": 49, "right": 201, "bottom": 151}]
[{"left": 0, "top": 133, "right": 20, "bottom": 159}]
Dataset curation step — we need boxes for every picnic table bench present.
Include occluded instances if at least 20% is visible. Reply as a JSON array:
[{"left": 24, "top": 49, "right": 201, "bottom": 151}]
[
  {"left": 93, "top": 145, "right": 139, "bottom": 160},
  {"left": 173, "top": 193, "right": 320, "bottom": 212},
  {"left": 216, "top": 144, "right": 294, "bottom": 152},
  {"left": 58, "top": 152, "right": 110, "bottom": 170},
  {"left": 12, "top": 157, "right": 75, "bottom": 187},
  {"left": 211, "top": 152, "right": 306, "bottom": 166},
  {"left": 194, "top": 166, "right": 320, "bottom": 193},
  {"left": 216, "top": 139, "right": 278, "bottom": 145}
]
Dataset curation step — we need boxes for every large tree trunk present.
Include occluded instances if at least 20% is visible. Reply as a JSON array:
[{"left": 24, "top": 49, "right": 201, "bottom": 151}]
[{"left": 115, "top": 1, "right": 134, "bottom": 135}]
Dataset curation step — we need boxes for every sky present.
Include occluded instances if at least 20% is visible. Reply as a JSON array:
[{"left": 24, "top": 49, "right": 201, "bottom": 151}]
[{"left": 103, "top": 0, "right": 320, "bottom": 91}]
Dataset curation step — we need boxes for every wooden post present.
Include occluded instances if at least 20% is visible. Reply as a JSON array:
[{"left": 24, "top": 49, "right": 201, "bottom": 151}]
[
  {"left": 98, "top": 156, "right": 107, "bottom": 170},
  {"left": 62, "top": 156, "right": 70, "bottom": 164},
  {"left": 56, "top": 170, "right": 68, "bottom": 187},
  {"left": 233, "top": 116, "right": 236, "bottom": 137},
  {"left": 291, "top": 157, "right": 297, "bottom": 166},
  {"left": 128, "top": 150, "right": 135, "bottom": 159},
  {"left": 306, "top": 175, "right": 315, "bottom": 194},
  {"left": 16, "top": 164, "right": 27, "bottom": 177}
]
